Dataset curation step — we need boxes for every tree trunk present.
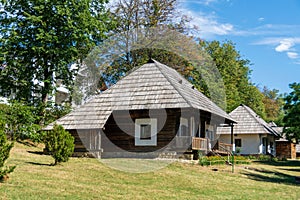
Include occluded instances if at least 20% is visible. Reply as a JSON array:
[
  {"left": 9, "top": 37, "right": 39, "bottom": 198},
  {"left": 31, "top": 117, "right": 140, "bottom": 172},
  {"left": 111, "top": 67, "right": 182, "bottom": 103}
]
[{"left": 39, "top": 67, "right": 52, "bottom": 126}]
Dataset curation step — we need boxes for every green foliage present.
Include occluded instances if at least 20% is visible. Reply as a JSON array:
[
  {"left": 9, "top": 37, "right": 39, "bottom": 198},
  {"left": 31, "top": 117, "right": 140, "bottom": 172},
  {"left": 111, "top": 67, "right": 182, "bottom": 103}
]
[
  {"left": 44, "top": 124, "right": 74, "bottom": 165},
  {"left": 256, "top": 154, "right": 273, "bottom": 161},
  {"left": 0, "top": 0, "right": 111, "bottom": 105},
  {"left": 0, "top": 119, "right": 16, "bottom": 181},
  {"left": 235, "top": 147, "right": 241, "bottom": 154},
  {"left": 198, "top": 154, "right": 250, "bottom": 166},
  {"left": 0, "top": 101, "right": 71, "bottom": 143},
  {"left": 86, "top": 0, "right": 193, "bottom": 104},
  {"left": 246, "top": 154, "right": 280, "bottom": 162},
  {"left": 199, "top": 40, "right": 266, "bottom": 115},
  {"left": 283, "top": 82, "right": 300, "bottom": 142},
  {"left": 2, "top": 101, "right": 40, "bottom": 141},
  {"left": 42, "top": 103, "right": 72, "bottom": 126},
  {"left": 111, "top": 0, "right": 189, "bottom": 33},
  {"left": 261, "top": 86, "right": 285, "bottom": 123}
]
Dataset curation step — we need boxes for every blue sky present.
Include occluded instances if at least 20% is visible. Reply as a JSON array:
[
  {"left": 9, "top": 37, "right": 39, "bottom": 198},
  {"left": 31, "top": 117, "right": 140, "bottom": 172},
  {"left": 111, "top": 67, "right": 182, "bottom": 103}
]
[{"left": 179, "top": 0, "right": 300, "bottom": 94}]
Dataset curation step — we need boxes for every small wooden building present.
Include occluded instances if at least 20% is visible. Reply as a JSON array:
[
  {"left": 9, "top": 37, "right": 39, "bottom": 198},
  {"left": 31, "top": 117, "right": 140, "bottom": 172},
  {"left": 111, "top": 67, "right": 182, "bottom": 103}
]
[
  {"left": 217, "top": 104, "right": 280, "bottom": 155},
  {"left": 45, "top": 60, "right": 235, "bottom": 159},
  {"left": 275, "top": 138, "right": 296, "bottom": 159}
]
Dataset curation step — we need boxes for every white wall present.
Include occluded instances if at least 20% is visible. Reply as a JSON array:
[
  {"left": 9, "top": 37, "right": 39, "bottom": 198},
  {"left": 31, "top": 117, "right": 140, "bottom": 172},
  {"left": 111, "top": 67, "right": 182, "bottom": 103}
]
[{"left": 219, "top": 134, "right": 262, "bottom": 155}]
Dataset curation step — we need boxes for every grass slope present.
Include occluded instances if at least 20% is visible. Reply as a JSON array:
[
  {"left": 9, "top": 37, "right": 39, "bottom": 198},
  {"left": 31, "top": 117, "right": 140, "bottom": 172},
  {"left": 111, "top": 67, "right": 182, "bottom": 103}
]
[{"left": 1, "top": 143, "right": 299, "bottom": 200}]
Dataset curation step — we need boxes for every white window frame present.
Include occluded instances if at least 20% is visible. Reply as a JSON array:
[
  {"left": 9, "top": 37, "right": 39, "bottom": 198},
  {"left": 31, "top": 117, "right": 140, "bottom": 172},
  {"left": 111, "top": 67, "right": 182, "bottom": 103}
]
[{"left": 135, "top": 118, "right": 157, "bottom": 146}]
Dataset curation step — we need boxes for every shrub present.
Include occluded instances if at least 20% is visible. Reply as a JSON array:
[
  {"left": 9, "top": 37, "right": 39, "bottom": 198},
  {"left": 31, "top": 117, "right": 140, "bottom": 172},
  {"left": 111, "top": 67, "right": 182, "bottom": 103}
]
[
  {"left": 198, "top": 155, "right": 250, "bottom": 166},
  {"left": 44, "top": 124, "right": 74, "bottom": 165},
  {"left": 257, "top": 154, "right": 272, "bottom": 161},
  {"left": 0, "top": 101, "right": 72, "bottom": 144},
  {"left": 3, "top": 101, "right": 40, "bottom": 141},
  {"left": 0, "top": 119, "right": 16, "bottom": 181},
  {"left": 234, "top": 156, "right": 251, "bottom": 164},
  {"left": 272, "top": 157, "right": 279, "bottom": 162},
  {"left": 247, "top": 155, "right": 257, "bottom": 160},
  {"left": 235, "top": 147, "right": 241, "bottom": 154}
]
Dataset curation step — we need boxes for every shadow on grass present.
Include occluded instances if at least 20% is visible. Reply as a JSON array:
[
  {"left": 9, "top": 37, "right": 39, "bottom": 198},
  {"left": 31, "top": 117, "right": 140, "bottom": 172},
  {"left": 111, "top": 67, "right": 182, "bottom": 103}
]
[
  {"left": 27, "top": 150, "right": 45, "bottom": 155},
  {"left": 252, "top": 160, "right": 300, "bottom": 167},
  {"left": 242, "top": 166, "right": 300, "bottom": 186},
  {"left": 18, "top": 140, "right": 37, "bottom": 147},
  {"left": 280, "top": 168, "right": 300, "bottom": 173},
  {"left": 26, "top": 161, "right": 51, "bottom": 166}
]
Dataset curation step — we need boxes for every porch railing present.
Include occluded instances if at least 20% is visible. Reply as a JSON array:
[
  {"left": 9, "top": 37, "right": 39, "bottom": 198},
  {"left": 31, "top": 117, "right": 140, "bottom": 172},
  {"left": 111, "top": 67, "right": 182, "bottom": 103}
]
[
  {"left": 218, "top": 142, "right": 233, "bottom": 153},
  {"left": 192, "top": 137, "right": 210, "bottom": 151}
]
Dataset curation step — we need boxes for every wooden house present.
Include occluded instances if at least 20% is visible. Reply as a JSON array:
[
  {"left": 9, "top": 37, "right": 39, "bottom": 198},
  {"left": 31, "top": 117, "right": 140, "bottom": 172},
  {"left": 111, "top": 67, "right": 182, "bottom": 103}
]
[
  {"left": 217, "top": 104, "right": 280, "bottom": 156},
  {"left": 45, "top": 60, "right": 235, "bottom": 159}
]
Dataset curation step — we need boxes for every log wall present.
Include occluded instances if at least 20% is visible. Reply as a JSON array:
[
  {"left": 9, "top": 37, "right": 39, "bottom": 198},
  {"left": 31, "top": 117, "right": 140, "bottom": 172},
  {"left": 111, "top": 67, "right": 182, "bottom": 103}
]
[
  {"left": 68, "top": 129, "right": 102, "bottom": 158},
  {"left": 276, "top": 141, "right": 296, "bottom": 159},
  {"left": 102, "top": 109, "right": 180, "bottom": 153}
]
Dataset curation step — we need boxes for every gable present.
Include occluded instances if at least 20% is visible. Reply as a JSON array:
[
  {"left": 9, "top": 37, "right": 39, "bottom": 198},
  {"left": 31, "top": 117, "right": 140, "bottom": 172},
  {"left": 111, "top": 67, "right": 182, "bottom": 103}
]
[{"left": 218, "top": 104, "right": 279, "bottom": 135}]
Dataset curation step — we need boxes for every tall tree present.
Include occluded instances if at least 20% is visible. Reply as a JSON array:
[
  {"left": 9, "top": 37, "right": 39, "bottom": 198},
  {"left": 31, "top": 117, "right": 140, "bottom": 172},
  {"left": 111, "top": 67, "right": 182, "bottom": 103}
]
[
  {"left": 103, "top": 0, "right": 190, "bottom": 81},
  {"left": 0, "top": 0, "right": 111, "bottom": 105},
  {"left": 199, "top": 40, "right": 265, "bottom": 115},
  {"left": 283, "top": 82, "right": 300, "bottom": 142},
  {"left": 73, "top": 0, "right": 198, "bottom": 105},
  {"left": 111, "top": 0, "right": 189, "bottom": 35},
  {"left": 261, "top": 86, "right": 284, "bottom": 123}
]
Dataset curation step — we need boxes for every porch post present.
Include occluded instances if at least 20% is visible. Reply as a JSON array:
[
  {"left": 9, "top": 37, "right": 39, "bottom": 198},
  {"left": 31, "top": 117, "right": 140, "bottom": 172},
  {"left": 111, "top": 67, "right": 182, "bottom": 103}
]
[
  {"left": 230, "top": 123, "right": 234, "bottom": 173},
  {"left": 230, "top": 123, "right": 234, "bottom": 146}
]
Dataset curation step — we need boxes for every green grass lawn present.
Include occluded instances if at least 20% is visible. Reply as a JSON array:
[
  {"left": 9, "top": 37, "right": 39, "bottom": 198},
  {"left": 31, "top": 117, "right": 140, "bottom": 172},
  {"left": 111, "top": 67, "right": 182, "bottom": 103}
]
[{"left": 1, "top": 143, "right": 299, "bottom": 200}]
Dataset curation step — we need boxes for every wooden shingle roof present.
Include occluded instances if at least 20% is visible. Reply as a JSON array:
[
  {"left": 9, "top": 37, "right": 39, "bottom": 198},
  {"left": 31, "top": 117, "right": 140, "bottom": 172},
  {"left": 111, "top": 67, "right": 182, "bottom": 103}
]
[
  {"left": 45, "top": 60, "right": 234, "bottom": 130},
  {"left": 217, "top": 104, "right": 279, "bottom": 136}
]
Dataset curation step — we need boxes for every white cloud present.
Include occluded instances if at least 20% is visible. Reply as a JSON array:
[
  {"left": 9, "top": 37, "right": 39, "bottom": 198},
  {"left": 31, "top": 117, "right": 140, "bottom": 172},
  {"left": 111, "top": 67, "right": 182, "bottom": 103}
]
[
  {"left": 258, "top": 17, "right": 265, "bottom": 22},
  {"left": 253, "top": 37, "right": 300, "bottom": 61},
  {"left": 275, "top": 39, "right": 294, "bottom": 52},
  {"left": 287, "top": 52, "right": 298, "bottom": 59},
  {"left": 182, "top": 9, "right": 234, "bottom": 38}
]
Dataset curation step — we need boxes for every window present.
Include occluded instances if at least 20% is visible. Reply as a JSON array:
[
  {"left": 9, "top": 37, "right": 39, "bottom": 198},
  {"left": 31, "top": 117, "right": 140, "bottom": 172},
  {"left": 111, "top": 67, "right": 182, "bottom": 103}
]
[
  {"left": 135, "top": 118, "right": 157, "bottom": 146},
  {"left": 140, "top": 124, "right": 151, "bottom": 140},
  {"left": 178, "top": 118, "right": 189, "bottom": 136},
  {"left": 206, "top": 124, "right": 215, "bottom": 141},
  {"left": 235, "top": 139, "right": 242, "bottom": 147},
  {"left": 190, "top": 117, "right": 195, "bottom": 136}
]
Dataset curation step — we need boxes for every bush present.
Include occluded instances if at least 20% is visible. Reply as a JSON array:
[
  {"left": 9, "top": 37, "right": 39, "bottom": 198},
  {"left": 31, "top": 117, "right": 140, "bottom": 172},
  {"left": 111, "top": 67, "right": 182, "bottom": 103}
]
[
  {"left": 0, "top": 119, "right": 16, "bottom": 181},
  {"left": 44, "top": 124, "right": 74, "bottom": 165},
  {"left": 198, "top": 155, "right": 250, "bottom": 166},
  {"left": 246, "top": 154, "right": 281, "bottom": 162},
  {"left": 257, "top": 154, "right": 273, "bottom": 161},
  {"left": 1, "top": 101, "right": 72, "bottom": 143},
  {"left": 2, "top": 101, "right": 41, "bottom": 141},
  {"left": 234, "top": 156, "right": 251, "bottom": 164}
]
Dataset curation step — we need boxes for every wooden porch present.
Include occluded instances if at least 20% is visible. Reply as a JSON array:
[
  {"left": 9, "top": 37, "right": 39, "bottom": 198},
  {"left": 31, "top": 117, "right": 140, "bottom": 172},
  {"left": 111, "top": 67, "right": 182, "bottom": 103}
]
[
  {"left": 192, "top": 137, "right": 233, "bottom": 155},
  {"left": 192, "top": 137, "right": 210, "bottom": 151}
]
